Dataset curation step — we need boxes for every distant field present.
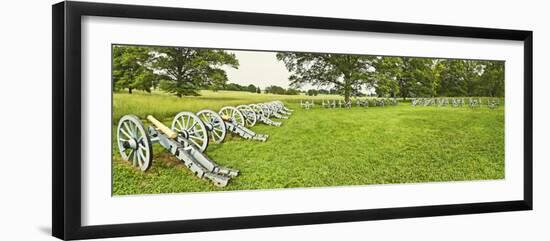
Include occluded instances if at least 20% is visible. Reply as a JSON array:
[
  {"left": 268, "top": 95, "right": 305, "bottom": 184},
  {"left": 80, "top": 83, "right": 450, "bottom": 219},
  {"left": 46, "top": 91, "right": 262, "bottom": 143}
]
[
  {"left": 113, "top": 90, "right": 358, "bottom": 123},
  {"left": 112, "top": 90, "right": 505, "bottom": 195}
]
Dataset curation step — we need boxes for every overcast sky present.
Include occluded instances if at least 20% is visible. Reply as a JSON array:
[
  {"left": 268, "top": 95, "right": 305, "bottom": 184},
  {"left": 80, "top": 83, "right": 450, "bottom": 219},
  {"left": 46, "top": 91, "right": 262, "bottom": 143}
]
[{"left": 222, "top": 50, "right": 293, "bottom": 89}]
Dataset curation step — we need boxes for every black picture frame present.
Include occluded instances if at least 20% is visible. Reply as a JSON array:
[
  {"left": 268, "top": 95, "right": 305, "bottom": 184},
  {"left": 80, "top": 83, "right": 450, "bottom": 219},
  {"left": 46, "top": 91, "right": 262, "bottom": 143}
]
[{"left": 52, "top": 1, "right": 533, "bottom": 240}]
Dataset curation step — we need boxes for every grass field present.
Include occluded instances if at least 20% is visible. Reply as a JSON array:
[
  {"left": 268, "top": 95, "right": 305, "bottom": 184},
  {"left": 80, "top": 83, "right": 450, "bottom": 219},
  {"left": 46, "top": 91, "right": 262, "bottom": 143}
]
[{"left": 112, "top": 90, "right": 504, "bottom": 195}]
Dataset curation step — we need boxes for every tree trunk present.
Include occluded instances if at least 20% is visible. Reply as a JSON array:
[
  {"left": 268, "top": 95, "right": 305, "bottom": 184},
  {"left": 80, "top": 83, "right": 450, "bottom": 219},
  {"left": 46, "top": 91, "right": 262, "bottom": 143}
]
[
  {"left": 343, "top": 76, "right": 352, "bottom": 102},
  {"left": 344, "top": 89, "right": 349, "bottom": 102},
  {"left": 343, "top": 84, "right": 351, "bottom": 102},
  {"left": 128, "top": 88, "right": 133, "bottom": 94}
]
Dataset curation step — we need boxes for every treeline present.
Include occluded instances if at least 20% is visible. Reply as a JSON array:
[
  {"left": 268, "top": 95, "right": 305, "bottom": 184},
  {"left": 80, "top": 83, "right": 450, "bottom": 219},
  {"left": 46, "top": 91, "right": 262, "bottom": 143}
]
[
  {"left": 215, "top": 84, "right": 299, "bottom": 95},
  {"left": 277, "top": 53, "right": 505, "bottom": 102},
  {"left": 216, "top": 83, "right": 261, "bottom": 93},
  {"left": 264, "top": 85, "right": 300, "bottom": 95},
  {"left": 113, "top": 45, "right": 504, "bottom": 101}
]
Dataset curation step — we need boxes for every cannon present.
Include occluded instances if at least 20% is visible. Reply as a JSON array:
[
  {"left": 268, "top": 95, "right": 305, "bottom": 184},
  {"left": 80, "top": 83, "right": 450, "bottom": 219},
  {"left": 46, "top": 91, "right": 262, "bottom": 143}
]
[
  {"left": 468, "top": 98, "right": 480, "bottom": 108},
  {"left": 487, "top": 98, "right": 500, "bottom": 109},
  {"left": 338, "top": 100, "right": 351, "bottom": 108},
  {"left": 450, "top": 98, "right": 465, "bottom": 107},
  {"left": 249, "top": 104, "right": 282, "bottom": 126},
  {"left": 219, "top": 106, "right": 268, "bottom": 141},
  {"left": 300, "top": 100, "right": 314, "bottom": 109},
  {"left": 262, "top": 103, "right": 288, "bottom": 119},
  {"left": 322, "top": 99, "right": 330, "bottom": 108},
  {"left": 437, "top": 98, "right": 449, "bottom": 107},
  {"left": 236, "top": 105, "right": 257, "bottom": 127},
  {"left": 355, "top": 99, "right": 364, "bottom": 107},
  {"left": 116, "top": 114, "right": 238, "bottom": 187},
  {"left": 269, "top": 101, "right": 293, "bottom": 117},
  {"left": 273, "top": 101, "right": 292, "bottom": 115}
]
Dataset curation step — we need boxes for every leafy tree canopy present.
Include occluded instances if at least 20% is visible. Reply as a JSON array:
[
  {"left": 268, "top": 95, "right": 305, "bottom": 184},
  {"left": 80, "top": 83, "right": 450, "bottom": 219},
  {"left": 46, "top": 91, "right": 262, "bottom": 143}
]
[
  {"left": 277, "top": 52, "right": 376, "bottom": 101},
  {"left": 264, "top": 85, "right": 299, "bottom": 95},
  {"left": 152, "top": 47, "right": 239, "bottom": 97},
  {"left": 278, "top": 52, "right": 504, "bottom": 99},
  {"left": 113, "top": 45, "right": 156, "bottom": 93}
]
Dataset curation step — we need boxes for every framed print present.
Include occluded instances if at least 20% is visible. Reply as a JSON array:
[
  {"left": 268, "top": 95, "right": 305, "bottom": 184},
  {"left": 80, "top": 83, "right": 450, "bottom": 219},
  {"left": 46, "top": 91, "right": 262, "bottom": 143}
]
[{"left": 52, "top": 1, "right": 533, "bottom": 240}]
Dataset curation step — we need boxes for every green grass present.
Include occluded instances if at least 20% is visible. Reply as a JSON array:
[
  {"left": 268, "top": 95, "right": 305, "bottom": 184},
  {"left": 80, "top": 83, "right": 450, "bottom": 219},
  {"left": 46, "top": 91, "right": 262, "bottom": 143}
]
[{"left": 112, "top": 90, "right": 504, "bottom": 195}]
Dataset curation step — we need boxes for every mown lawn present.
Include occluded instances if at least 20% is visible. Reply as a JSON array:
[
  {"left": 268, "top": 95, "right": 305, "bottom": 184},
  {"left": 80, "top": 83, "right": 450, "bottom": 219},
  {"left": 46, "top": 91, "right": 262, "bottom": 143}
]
[{"left": 112, "top": 90, "right": 504, "bottom": 195}]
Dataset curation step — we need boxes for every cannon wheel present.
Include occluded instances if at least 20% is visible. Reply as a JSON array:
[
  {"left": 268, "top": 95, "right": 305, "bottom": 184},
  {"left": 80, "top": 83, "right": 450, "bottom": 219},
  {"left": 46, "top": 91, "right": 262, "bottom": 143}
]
[
  {"left": 219, "top": 106, "right": 245, "bottom": 127},
  {"left": 249, "top": 104, "right": 268, "bottom": 119},
  {"left": 171, "top": 112, "right": 209, "bottom": 152},
  {"left": 196, "top": 109, "right": 227, "bottom": 144},
  {"left": 268, "top": 102, "right": 280, "bottom": 113},
  {"left": 259, "top": 104, "right": 272, "bottom": 117},
  {"left": 265, "top": 103, "right": 276, "bottom": 113},
  {"left": 237, "top": 105, "right": 257, "bottom": 127},
  {"left": 117, "top": 115, "right": 153, "bottom": 172}
]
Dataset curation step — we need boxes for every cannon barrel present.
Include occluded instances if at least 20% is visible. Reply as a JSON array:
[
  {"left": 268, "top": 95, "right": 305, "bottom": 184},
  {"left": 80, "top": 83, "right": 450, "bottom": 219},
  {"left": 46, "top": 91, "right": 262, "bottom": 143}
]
[{"left": 146, "top": 115, "right": 177, "bottom": 139}]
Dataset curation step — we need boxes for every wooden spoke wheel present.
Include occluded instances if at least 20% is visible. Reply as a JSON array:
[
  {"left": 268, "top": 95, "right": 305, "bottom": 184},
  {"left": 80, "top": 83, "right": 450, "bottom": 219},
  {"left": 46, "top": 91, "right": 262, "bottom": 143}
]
[
  {"left": 171, "top": 112, "right": 209, "bottom": 152},
  {"left": 196, "top": 109, "right": 227, "bottom": 144},
  {"left": 116, "top": 115, "right": 153, "bottom": 172},
  {"left": 259, "top": 104, "right": 273, "bottom": 117},
  {"left": 237, "top": 105, "right": 257, "bottom": 127},
  {"left": 250, "top": 104, "right": 268, "bottom": 119},
  {"left": 219, "top": 106, "right": 245, "bottom": 127}
]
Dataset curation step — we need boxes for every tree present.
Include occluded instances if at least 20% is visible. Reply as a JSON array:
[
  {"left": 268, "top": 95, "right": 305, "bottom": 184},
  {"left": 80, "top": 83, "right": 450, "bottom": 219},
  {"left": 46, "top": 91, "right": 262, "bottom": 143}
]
[
  {"left": 437, "top": 59, "right": 504, "bottom": 97},
  {"left": 430, "top": 60, "right": 445, "bottom": 97},
  {"left": 285, "top": 88, "right": 300, "bottom": 95},
  {"left": 112, "top": 45, "right": 156, "bottom": 93},
  {"left": 207, "top": 69, "right": 228, "bottom": 92},
  {"left": 373, "top": 56, "right": 441, "bottom": 99},
  {"left": 263, "top": 85, "right": 299, "bottom": 95},
  {"left": 371, "top": 57, "right": 401, "bottom": 97},
  {"left": 438, "top": 59, "right": 473, "bottom": 97},
  {"left": 264, "top": 85, "right": 286, "bottom": 94},
  {"left": 404, "top": 57, "right": 439, "bottom": 98},
  {"left": 256, "top": 87, "right": 261, "bottom": 94},
  {"left": 247, "top": 84, "right": 257, "bottom": 93},
  {"left": 276, "top": 52, "right": 376, "bottom": 102},
  {"left": 152, "top": 47, "right": 239, "bottom": 97},
  {"left": 477, "top": 61, "right": 504, "bottom": 97},
  {"left": 306, "top": 89, "right": 319, "bottom": 96},
  {"left": 223, "top": 83, "right": 249, "bottom": 91}
]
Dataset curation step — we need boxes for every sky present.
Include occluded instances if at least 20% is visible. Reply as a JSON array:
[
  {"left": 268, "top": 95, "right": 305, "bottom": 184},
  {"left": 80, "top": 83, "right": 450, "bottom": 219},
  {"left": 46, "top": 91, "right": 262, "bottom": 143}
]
[
  {"left": 222, "top": 50, "right": 374, "bottom": 94},
  {"left": 222, "top": 50, "right": 293, "bottom": 89}
]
